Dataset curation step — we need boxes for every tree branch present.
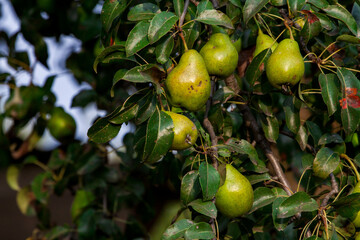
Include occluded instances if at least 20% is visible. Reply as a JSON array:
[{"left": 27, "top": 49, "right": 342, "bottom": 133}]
[
  {"left": 224, "top": 74, "right": 293, "bottom": 196},
  {"left": 320, "top": 173, "right": 339, "bottom": 208}
]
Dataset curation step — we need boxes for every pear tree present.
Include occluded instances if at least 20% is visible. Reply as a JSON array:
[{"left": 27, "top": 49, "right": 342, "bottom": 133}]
[{"left": 2, "top": 0, "right": 360, "bottom": 239}]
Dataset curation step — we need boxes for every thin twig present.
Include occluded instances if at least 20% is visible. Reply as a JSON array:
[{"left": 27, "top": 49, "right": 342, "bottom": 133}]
[
  {"left": 178, "top": 0, "right": 190, "bottom": 51},
  {"left": 320, "top": 173, "right": 339, "bottom": 208}
]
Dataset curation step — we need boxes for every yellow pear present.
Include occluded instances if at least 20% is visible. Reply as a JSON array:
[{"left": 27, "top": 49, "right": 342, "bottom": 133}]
[
  {"left": 165, "top": 50, "right": 211, "bottom": 111},
  {"left": 165, "top": 111, "right": 198, "bottom": 150},
  {"left": 352, "top": 182, "right": 360, "bottom": 227}
]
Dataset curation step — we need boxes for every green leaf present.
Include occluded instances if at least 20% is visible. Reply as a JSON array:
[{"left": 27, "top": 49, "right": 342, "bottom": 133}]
[
  {"left": 313, "top": 147, "right": 340, "bottom": 179},
  {"left": 243, "top": 0, "right": 269, "bottom": 24},
  {"left": 46, "top": 225, "right": 70, "bottom": 240},
  {"left": 162, "top": 219, "right": 194, "bottom": 240},
  {"left": 77, "top": 155, "right": 103, "bottom": 175},
  {"left": 127, "top": 3, "right": 160, "bottom": 21},
  {"left": 135, "top": 93, "right": 157, "bottom": 124},
  {"left": 113, "top": 64, "right": 163, "bottom": 85},
  {"left": 93, "top": 45, "right": 125, "bottom": 73},
  {"left": 199, "top": 162, "right": 220, "bottom": 201},
  {"left": 183, "top": 21, "right": 201, "bottom": 49},
  {"left": 261, "top": 115, "right": 279, "bottom": 143},
  {"left": 250, "top": 187, "right": 276, "bottom": 213},
  {"left": 314, "top": 12, "right": 333, "bottom": 31},
  {"left": 173, "top": 0, "right": 184, "bottom": 17},
  {"left": 245, "top": 49, "right": 272, "bottom": 87},
  {"left": 184, "top": 222, "right": 215, "bottom": 240},
  {"left": 230, "top": 0, "right": 242, "bottom": 8},
  {"left": 143, "top": 109, "right": 174, "bottom": 163},
  {"left": 319, "top": 73, "right": 339, "bottom": 116},
  {"left": 71, "top": 89, "right": 97, "bottom": 108},
  {"left": 295, "top": 125, "right": 308, "bottom": 151},
  {"left": 307, "top": 0, "right": 329, "bottom": 9},
  {"left": 246, "top": 173, "right": 272, "bottom": 184},
  {"left": 109, "top": 103, "right": 139, "bottom": 124},
  {"left": 306, "top": 121, "right": 322, "bottom": 147},
  {"left": 323, "top": 5, "right": 358, "bottom": 36},
  {"left": 155, "top": 35, "right": 175, "bottom": 64},
  {"left": 16, "top": 186, "right": 36, "bottom": 216},
  {"left": 289, "top": 0, "right": 306, "bottom": 15},
  {"left": 219, "top": 138, "right": 260, "bottom": 165},
  {"left": 78, "top": 209, "right": 96, "bottom": 239},
  {"left": 31, "top": 172, "right": 50, "bottom": 204},
  {"left": 125, "top": 21, "right": 150, "bottom": 56},
  {"left": 336, "top": 34, "right": 360, "bottom": 44},
  {"left": 331, "top": 193, "right": 360, "bottom": 219},
  {"left": 197, "top": 0, "right": 213, "bottom": 13},
  {"left": 188, "top": 199, "right": 217, "bottom": 218},
  {"left": 272, "top": 197, "right": 288, "bottom": 231},
  {"left": 87, "top": 117, "right": 121, "bottom": 143},
  {"left": 148, "top": 12, "right": 178, "bottom": 44},
  {"left": 101, "top": 0, "right": 127, "bottom": 32},
  {"left": 278, "top": 192, "right": 318, "bottom": 218},
  {"left": 71, "top": 190, "right": 95, "bottom": 220},
  {"left": 6, "top": 165, "right": 20, "bottom": 191},
  {"left": 300, "top": 16, "right": 321, "bottom": 44},
  {"left": 181, "top": 170, "right": 201, "bottom": 205},
  {"left": 283, "top": 96, "right": 300, "bottom": 134},
  {"left": 336, "top": 68, "right": 360, "bottom": 135},
  {"left": 195, "top": 10, "right": 234, "bottom": 29},
  {"left": 318, "top": 133, "right": 343, "bottom": 145}
]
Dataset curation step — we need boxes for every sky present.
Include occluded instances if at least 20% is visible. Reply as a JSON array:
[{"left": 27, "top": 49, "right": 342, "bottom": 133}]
[{"left": 0, "top": 0, "right": 131, "bottom": 152}]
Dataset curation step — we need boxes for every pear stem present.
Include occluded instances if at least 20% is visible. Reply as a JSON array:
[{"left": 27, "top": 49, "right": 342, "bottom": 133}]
[
  {"left": 179, "top": 0, "right": 190, "bottom": 51},
  {"left": 340, "top": 154, "right": 360, "bottom": 182}
]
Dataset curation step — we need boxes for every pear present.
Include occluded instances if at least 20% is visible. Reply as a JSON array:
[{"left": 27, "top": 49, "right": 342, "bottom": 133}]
[
  {"left": 48, "top": 107, "right": 76, "bottom": 142},
  {"left": 200, "top": 33, "right": 239, "bottom": 78},
  {"left": 265, "top": 38, "right": 304, "bottom": 89},
  {"left": 215, "top": 164, "right": 254, "bottom": 218},
  {"left": 165, "top": 111, "right": 198, "bottom": 150},
  {"left": 165, "top": 50, "right": 211, "bottom": 111},
  {"left": 352, "top": 182, "right": 360, "bottom": 227},
  {"left": 253, "top": 29, "right": 278, "bottom": 58}
]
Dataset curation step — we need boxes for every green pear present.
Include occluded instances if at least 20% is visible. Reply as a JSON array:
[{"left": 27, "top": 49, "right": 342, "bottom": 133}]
[
  {"left": 165, "top": 111, "right": 198, "bottom": 150},
  {"left": 165, "top": 50, "right": 211, "bottom": 111},
  {"left": 215, "top": 164, "right": 254, "bottom": 218},
  {"left": 200, "top": 33, "right": 239, "bottom": 78},
  {"left": 253, "top": 29, "right": 278, "bottom": 58},
  {"left": 48, "top": 107, "right": 76, "bottom": 142},
  {"left": 265, "top": 38, "right": 305, "bottom": 89},
  {"left": 352, "top": 182, "right": 360, "bottom": 227}
]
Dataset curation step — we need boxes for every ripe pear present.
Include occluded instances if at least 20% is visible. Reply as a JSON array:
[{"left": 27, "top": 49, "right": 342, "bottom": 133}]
[
  {"left": 215, "top": 164, "right": 254, "bottom": 218},
  {"left": 165, "top": 50, "right": 211, "bottom": 111},
  {"left": 265, "top": 38, "right": 304, "bottom": 89},
  {"left": 253, "top": 29, "right": 278, "bottom": 58},
  {"left": 200, "top": 33, "right": 239, "bottom": 78},
  {"left": 165, "top": 111, "right": 198, "bottom": 150},
  {"left": 352, "top": 182, "right": 360, "bottom": 227},
  {"left": 48, "top": 107, "right": 76, "bottom": 142}
]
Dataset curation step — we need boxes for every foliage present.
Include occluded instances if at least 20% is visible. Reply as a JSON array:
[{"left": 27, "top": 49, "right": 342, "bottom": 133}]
[{"left": 2, "top": 0, "right": 360, "bottom": 239}]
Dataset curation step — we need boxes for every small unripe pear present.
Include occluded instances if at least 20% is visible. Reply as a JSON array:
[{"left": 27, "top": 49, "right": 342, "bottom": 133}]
[
  {"left": 165, "top": 111, "right": 198, "bottom": 150},
  {"left": 253, "top": 29, "right": 278, "bottom": 58},
  {"left": 352, "top": 182, "right": 360, "bottom": 227}
]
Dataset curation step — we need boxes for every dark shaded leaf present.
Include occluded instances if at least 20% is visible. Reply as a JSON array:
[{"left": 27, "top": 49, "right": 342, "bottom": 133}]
[
  {"left": 188, "top": 199, "right": 217, "bottom": 218},
  {"left": 318, "top": 133, "right": 343, "bottom": 145},
  {"left": 306, "top": 121, "right": 322, "bottom": 147},
  {"left": 199, "top": 162, "right": 220, "bottom": 201},
  {"left": 101, "top": 0, "right": 127, "bottom": 32},
  {"left": 195, "top": 10, "right": 234, "bottom": 29},
  {"left": 243, "top": 0, "right": 269, "bottom": 24},
  {"left": 278, "top": 192, "right": 318, "bottom": 218},
  {"left": 336, "top": 34, "right": 360, "bottom": 44},
  {"left": 283, "top": 96, "right": 300, "bottom": 134},
  {"left": 148, "top": 12, "right": 178, "bottom": 44},
  {"left": 143, "top": 109, "right": 174, "bottom": 163},
  {"left": 184, "top": 222, "right": 215, "bottom": 240},
  {"left": 180, "top": 170, "right": 201, "bottom": 205},
  {"left": 319, "top": 73, "right": 339, "bottom": 116},
  {"left": 272, "top": 197, "right": 288, "bottom": 231},
  {"left": 127, "top": 3, "right": 160, "bottom": 21},
  {"left": 173, "top": 0, "right": 184, "bottom": 17},
  {"left": 323, "top": 5, "right": 358, "bottom": 36},
  {"left": 87, "top": 118, "right": 121, "bottom": 144},
  {"left": 313, "top": 147, "right": 340, "bottom": 179},
  {"left": 162, "top": 219, "right": 194, "bottom": 240},
  {"left": 245, "top": 49, "right": 272, "bottom": 87}
]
